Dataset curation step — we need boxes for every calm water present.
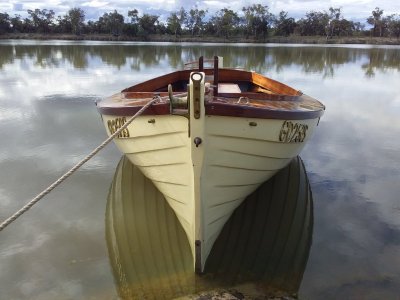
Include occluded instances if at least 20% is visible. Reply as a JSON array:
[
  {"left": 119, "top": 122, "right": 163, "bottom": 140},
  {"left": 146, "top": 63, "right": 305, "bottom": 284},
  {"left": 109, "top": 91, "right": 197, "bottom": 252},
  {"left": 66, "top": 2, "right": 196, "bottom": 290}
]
[{"left": 0, "top": 41, "right": 399, "bottom": 299}]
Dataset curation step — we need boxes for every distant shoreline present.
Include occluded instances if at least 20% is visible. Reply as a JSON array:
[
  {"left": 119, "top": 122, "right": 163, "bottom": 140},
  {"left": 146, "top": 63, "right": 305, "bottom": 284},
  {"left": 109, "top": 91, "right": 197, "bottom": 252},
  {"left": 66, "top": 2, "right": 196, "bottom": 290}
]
[{"left": 1, "top": 33, "right": 400, "bottom": 45}]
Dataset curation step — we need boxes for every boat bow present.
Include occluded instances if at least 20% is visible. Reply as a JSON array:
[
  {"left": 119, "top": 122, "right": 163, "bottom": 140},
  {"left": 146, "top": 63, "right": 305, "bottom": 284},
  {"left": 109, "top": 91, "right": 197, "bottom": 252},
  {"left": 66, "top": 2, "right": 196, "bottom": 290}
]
[{"left": 97, "top": 56, "right": 324, "bottom": 272}]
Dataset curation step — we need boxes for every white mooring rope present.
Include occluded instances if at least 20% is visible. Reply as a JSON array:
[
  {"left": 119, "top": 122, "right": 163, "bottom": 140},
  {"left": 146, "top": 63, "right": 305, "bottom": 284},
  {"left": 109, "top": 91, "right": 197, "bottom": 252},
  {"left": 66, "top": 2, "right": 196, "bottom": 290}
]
[{"left": 0, "top": 98, "right": 158, "bottom": 232}]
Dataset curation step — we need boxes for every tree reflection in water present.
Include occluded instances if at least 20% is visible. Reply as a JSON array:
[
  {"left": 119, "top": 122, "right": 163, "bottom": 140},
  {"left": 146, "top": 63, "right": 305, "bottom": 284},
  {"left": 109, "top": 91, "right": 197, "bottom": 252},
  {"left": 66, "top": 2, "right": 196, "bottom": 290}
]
[{"left": 1, "top": 43, "right": 400, "bottom": 77}]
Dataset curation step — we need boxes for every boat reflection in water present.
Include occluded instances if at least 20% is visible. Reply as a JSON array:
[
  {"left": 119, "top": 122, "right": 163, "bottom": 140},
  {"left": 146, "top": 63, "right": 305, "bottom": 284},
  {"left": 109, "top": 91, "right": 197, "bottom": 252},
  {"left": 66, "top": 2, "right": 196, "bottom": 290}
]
[{"left": 106, "top": 155, "right": 313, "bottom": 299}]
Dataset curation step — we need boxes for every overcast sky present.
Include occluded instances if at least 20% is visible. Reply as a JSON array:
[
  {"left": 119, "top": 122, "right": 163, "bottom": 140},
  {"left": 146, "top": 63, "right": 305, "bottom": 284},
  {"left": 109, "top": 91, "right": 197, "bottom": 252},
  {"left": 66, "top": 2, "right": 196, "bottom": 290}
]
[{"left": 1, "top": 0, "right": 400, "bottom": 23}]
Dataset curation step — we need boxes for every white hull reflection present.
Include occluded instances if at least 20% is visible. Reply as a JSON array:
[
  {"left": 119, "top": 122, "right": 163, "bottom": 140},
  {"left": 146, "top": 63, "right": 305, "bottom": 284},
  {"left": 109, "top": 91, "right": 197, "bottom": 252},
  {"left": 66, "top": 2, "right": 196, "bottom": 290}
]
[{"left": 105, "top": 155, "right": 313, "bottom": 299}]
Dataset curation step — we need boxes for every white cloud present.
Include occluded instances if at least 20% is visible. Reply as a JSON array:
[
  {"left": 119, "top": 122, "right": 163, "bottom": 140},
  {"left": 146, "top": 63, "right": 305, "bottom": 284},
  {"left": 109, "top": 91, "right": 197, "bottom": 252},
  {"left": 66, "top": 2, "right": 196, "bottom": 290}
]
[
  {"left": 3, "top": 0, "right": 400, "bottom": 21},
  {"left": 13, "top": 3, "right": 24, "bottom": 11},
  {"left": 81, "top": 0, "right": 109, "bottom": 8}
]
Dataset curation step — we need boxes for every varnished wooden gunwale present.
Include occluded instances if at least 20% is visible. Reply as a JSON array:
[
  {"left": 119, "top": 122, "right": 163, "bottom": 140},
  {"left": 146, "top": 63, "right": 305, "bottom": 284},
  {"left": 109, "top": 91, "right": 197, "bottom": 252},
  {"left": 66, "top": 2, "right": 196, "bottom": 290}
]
[
  {"left": 97, "top": 68, "right": 324, "bottom": 120},
  {"left": 122, "top": 70, "right": 192, "bottom": 92},
  {"left": 205, "top": 101, "right": 323, "bottom": 120},
  {"left": 97, "top": 102, "right": 170, "bottom": 116},
  {"left": 217, "top": 92, "right": 299, "bottom": 101}
]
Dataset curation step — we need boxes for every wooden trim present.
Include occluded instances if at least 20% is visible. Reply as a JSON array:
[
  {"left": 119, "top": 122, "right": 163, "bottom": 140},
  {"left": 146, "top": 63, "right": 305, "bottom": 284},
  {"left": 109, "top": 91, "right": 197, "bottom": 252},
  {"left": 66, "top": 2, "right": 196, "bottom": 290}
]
[
  {"left": 213, "top": 56, "right": 219, "bottom": 95},
  {"left": 218, "top": 92, "right": 300, "bottom": 101},
  {"left": 122, "top": 92, "right": 186, "bottom": 99},
  {"left": 205, "top": 102, "right": 324, "bottom": 120},
  {"left": 97, "top": 103, "right": 170, "bottom": 116},
  {"left": 199, "top": 56, "right": 204, "bottom": 71},
  {"left": 97, "top": 100, "right": 324, "bottom": 120}
]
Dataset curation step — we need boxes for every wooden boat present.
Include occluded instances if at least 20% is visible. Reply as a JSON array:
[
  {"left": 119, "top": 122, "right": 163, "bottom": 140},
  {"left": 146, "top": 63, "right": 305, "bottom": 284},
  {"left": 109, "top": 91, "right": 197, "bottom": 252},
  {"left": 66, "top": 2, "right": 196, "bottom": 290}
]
[
  {"left": 106, "top": 155, "right": 313, "bottom": 298},
  {"left": 97, "top": 56, "right": 324, "bottom": 272}
]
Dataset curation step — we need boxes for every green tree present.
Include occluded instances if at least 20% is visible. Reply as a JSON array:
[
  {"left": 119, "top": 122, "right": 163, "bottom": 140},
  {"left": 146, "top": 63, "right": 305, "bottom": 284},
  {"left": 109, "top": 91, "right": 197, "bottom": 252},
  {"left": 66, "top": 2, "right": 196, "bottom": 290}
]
[
  {"left": 138, "top": 14, "right": 159, "bottom": 35},
  {"left": 56, "top": 15, "right": 71, "bottom": 33},
  {"left": 167, "top": 13, "right": 182, "bottom": 37},
  {"left": 27, "top": 9, "right": 55, "bottom": 33},
  {"left": 326, "top": 7, "right": 341, "bottom": 38},
  {"left": 274, "top": 11, "right": 296, "bottom": 36},
  {"left": 85, "top": 20, "right": 95, "bottom": 34},
  {"left": 167, "top": 7, "right": 186, "bottom": 37},
  {"left": 108, "top": 10, "right": 124, "bottom": 36},
  {"left": 0, "top": 13, "right": 10, "bottom": 34},
  {"left": 128, "top": 9, "right": 139, "bottom": 24},
  {"left": 203, "top": 19, "right": 217, "bottom": 36},
  {"left": 10, "top": 14, "right": 24, "bottom": 33},
  {"left": 296, "top": 11, "right": 328, "bottom": 36},
  {"left": 156, "top": 21, "right": 167, "bottom": 34},
  {"left": 96, "top": 10, "right": 124, "bottom": 35},
  {"left": 353, "top": 22, "right": 365, "bottom": 35},
  {"left": 68, "top": 8, "right": 85, "bottom": 35},
  {"left": 336, "top": 19, "right": 356, "bottom": 36},
  {"left": 125, "top": 9, "right": 139, "bottom": 36},
  {"left": 95, "top": 15, "right": 108, "bottom": 33},
  {"left": 242, "top": 4, "right": 273, "bottom": 38},
  {"left": 387, "top": 14, "right": 400, "bottom": 37},
  {"left": 213, "top": 8, "right": 240, "bottom": 38},
  {"left": 367, "top": 7, "right": 384, "bottom": 37},
  {"left": 186, "top": 6, "right": 207, "bottom": 36}
]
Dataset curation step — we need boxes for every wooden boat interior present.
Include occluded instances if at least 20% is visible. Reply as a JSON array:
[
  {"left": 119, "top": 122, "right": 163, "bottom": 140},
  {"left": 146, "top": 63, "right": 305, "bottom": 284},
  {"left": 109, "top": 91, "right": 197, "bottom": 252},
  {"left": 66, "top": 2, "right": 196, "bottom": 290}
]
[
  {"left": 98, "top": 56, "right": 325, "bottom": 119},
  {"left": 121, "top": 56, "right": 301, "bottom": 102}
]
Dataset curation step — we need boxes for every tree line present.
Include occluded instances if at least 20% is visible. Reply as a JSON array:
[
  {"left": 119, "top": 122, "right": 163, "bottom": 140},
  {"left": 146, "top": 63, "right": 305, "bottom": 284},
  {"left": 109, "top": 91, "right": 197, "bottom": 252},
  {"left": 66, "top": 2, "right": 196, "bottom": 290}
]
[{"left": 0, "top": 5, "right": 399, "bottom": 39}]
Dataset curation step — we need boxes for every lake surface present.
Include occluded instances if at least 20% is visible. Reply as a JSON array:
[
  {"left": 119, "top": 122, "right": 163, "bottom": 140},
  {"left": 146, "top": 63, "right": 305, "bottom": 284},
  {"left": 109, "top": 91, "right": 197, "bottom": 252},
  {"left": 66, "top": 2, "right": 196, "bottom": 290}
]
[{"left": 0, "top": 41, "right": 399, "bottom": 299}]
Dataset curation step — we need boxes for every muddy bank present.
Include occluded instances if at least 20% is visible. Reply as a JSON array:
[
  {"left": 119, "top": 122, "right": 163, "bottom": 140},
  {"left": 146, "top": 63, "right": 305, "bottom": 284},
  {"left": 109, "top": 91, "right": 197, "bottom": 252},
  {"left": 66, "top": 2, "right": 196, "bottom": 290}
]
[{"left": 1, "top": 33, "right": 400, "bottom": 45}]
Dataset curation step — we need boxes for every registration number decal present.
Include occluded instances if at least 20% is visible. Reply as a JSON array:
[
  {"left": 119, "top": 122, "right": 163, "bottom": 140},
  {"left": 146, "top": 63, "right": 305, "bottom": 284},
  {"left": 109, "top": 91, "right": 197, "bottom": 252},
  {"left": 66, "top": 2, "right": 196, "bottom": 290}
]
[
  {"left": 107, "top": 117, "right": 130, "bottom": 138},
  {"left": 279, "top": 121, "right": 308, "bottom": 143}
]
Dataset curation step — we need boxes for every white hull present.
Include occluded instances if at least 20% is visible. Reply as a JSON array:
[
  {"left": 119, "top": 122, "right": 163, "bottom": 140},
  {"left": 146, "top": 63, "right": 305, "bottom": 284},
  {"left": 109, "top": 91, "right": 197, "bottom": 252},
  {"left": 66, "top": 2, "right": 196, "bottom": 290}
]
[{"left": 102, "top": 111, "right": 319, "bottom": 271}]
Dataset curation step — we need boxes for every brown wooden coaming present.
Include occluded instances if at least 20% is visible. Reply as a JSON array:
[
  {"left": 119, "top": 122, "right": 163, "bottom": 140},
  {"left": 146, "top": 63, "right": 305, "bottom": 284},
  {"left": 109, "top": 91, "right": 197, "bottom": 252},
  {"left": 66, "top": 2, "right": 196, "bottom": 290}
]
[
  {"left": 122, "top": 70, "right": 192, "bottom": 92},
  {"left": 250, "top": 72, "right": 300, "bottom": 95},
  {"left": 121, "top": 69, "right": 299, "bottom": 97}
]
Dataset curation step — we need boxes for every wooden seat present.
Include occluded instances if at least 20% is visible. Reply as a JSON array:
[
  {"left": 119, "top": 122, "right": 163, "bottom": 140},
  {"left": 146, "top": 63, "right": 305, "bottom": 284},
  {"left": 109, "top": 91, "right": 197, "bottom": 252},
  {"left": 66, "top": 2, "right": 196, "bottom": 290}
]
[{"left": 218, "top": 83, "right": 241, "bottom": 93}]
